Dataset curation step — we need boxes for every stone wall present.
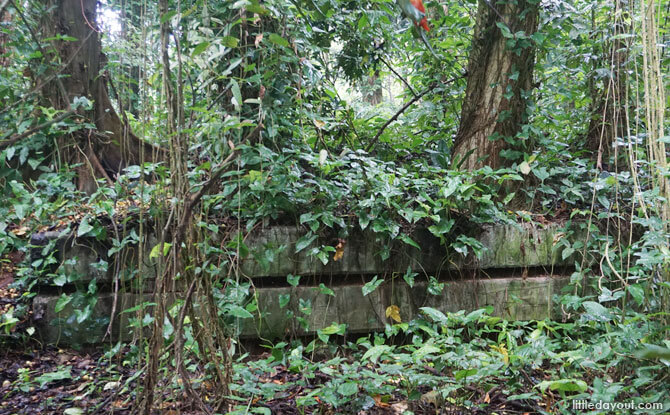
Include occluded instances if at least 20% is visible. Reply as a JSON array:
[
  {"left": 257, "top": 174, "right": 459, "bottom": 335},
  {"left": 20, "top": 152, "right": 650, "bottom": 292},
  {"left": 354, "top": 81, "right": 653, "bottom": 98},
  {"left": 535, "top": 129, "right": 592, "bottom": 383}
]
[{"left": 31, "top": 222, "right": 579, "bottom": 345}]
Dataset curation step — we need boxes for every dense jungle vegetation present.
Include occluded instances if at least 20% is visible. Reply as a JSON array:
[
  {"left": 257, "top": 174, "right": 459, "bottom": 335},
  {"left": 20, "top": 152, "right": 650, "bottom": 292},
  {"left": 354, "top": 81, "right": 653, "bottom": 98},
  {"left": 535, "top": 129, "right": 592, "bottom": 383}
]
[{"left": 0, "top": 0, "right": 669, "bottom": 413}]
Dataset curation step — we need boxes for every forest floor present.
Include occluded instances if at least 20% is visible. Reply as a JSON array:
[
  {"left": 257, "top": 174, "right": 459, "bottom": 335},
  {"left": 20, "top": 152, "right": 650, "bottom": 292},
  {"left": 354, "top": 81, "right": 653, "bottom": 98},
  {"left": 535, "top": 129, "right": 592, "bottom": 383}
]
[{"left": 0, "top": 345, "right": 524, "bottom": 415}]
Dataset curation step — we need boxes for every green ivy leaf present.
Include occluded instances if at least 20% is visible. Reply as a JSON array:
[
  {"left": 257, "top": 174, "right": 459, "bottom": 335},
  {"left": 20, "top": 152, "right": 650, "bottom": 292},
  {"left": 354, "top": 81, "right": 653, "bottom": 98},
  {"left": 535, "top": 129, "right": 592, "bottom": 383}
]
[
  {"left": 337, "top": 381, "right": 358, "bottom": 396},
  {"left": 160, "top": 10, "right": 177, "bottom": 24},
  {"left": 268, "top": 33, "right": 289, "bottom": 47},
  {"left": 228, "top": 305, "right": 253, "bottom": 319},
  {"left": 420, "top": 307, "right": 448, "bottom": 325},
  {"left": 362, "top": 276, "right": 383, "bottom": 296},
  {"left": 627, "top": 284, "right": 644, "bottom": 306},
  {"left": 537, "top": 379, "right": 588, "bottom": 393},
  {"left": 35, "top": 367, "right": 72, "bottom": 388},
  {"left": 191, "top": 41, "right": 210, "bottom": 57},
  {"left": 77, "top": 217, "right": 94, "bottom": 237},
  {"left": 454, "top": 369, "right": 478, "bottom": 380},
  {"left": 398, "top": 234, "right": 420, "bottom": 250},
  {"left": 221, "top": 36, "right": 239, "bottom": 48},
  {"left": 230, "top": 79, "right": 242, "bottom": 111},
  {"left": 581, "top": 301, "right": 613, "bottom": 322},
  {"left": 428, "top": 218, "right": 454, "bottom": 237},
  {"left": 318, "top": 283, "right": 334, "bottom": 296},
  {"left": 287, "top": 274, "right": 300, "bottom": 286},
  {"left": 54, "top": 294, "right": 72, "bottom": 313},
  {"left": 320, "top": 323, "right": 346, "bottom": 335},
  {"left": 362, "top": 344, "right": 392, "bottom": 363},
  {"left": 295, "top": 233, "right": 317, "bottom": 253}
]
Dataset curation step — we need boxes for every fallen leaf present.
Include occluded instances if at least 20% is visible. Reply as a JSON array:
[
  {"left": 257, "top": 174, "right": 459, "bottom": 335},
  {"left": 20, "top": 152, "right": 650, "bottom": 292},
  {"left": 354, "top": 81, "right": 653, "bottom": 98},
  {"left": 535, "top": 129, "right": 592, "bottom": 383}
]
[
  {"left": 552, "top": 232, "right": 566, "bottom": 246},
  {"left": 391, "top": 401, "right": 408, "bottom": 413},
  {"left": 10, "top": 226, "right": 29, "bottom": 236},
  {"left": 103, "top": 381, "right": 121, "bottom": 391},
  {"left": 373, "top": 394, "right": 390, "bottom": 408},
  {"left": 112, "top": 399, "right": 127, "bottom": 409},
  {"left": 420, "top": 390, "right": 441, "bottom": 407}
]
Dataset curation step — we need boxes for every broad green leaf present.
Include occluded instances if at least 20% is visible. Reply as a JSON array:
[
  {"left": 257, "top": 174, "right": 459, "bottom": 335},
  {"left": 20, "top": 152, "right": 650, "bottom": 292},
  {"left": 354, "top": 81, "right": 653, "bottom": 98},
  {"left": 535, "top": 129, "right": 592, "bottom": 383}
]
[
  {"left": 519, "top": 161, "right": 531, "bottom": 175},
  {"left": 268, "top": 33, "right": 289, "bottom": 47},
  {"left": 287, "top": 274, "right": 300, "bottom": 286},
  {"left": 454, "top": 369, "right": 478, "bottom": 380},
  {"left": 246, "top": 4, "right": 268, "bottom": 14},
  {"left": 54, "top": 294, "right": 72, "bottom": 313},
  {"left": 221, "top": 36, "right": 239, "bottom": 48},
  {"left": 228, "top": 305, "right": 253, "bottom": 319},
  {"left": 338, "top": 382, "right": 358, "bottom": 396},
  {"left": 319, "top": 323, "right": 346, "bottom": 335},
  {"left": 149, "top": 242, "right": 172, "bottom": 259},
  {"left": 77, "top": 217, "right": 94, "bottom": 237},
  {"left": 35, "top": 367, "right": 72, "bottom": 388},
  {"left": 191, "top": 41, "right": 210, "bottom": 56},
  {"left": 441, "top": 178, "right": 460, "bottom": 198},
  {"left": 537, "top": 379, "right": 588, "bottom": 393},
  {"left": 627, "top": 284, "right": 644, "bottom": 306},
  {"left": 464, "top": 307, "right": 493, "bottom": 323},
  {"left": 230, "top": 79, "right": 242, "bottom": 111},
  {"left": 634, "top": 344, "right": 670, "bottom": 361},
  {"left": 318, "top": 283, "right": 334, "bottom": 296},
  {"left": 295, "top": 233, "right": 317, "bottom": 253},
  {"left": 398, "top": 234, "right": 420, "bottom": 250},
  {"left": 52, "top": 274, "right": 67, "bottom": 287},
  {"left": 362, "top": 344, "right": 392, "bottom": 363},
  {"left": 420, "top": 307, "right": 448, "bottom": 325},
  {"left": 582, "top": 301, "right": 613, "bottom": 322},
  {"left": 362, "top": 276, "right": 383, "bottom": 296},
  {"left": 428, "top": 218, "right": 454, "bottom": 237},
  {"left": 160, "top": 10, "right": 177, "bottom": 23},
  {"left": 413, "top": 341, "right": 440, "bottom": 359}
]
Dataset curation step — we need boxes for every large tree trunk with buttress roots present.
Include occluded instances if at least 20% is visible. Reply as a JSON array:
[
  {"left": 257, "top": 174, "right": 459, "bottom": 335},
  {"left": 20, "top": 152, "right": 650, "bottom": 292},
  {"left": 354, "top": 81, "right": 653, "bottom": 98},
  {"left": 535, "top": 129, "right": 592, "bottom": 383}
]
[
  {"left": 40, "top": 0, "right": 163, "bottom": 193},
  {"left": 453, "top": 0, "right": 539, "bottom": 170}
]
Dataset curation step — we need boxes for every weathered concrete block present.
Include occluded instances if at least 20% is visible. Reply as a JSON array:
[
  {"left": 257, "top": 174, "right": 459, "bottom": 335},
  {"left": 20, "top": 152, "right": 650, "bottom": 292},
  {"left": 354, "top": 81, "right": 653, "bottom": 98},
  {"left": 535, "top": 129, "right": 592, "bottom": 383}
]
[
  {"left": 31, "top": 222, "right": 580, "bottom": 345},
  {"left": 240, "top": 223, "right": 576, "bottom": 278},
  {"left": 32, "top": 223, "right": 577, "bottom": 284},
  {"left": 32, "top": 293, "right": 150, "bottom": 346},
  {"left": 239, "top": 275, "right": 570, "bottom": 339},
  {"left": 476, "top": 223, "right": 569, "bottom": 268},
  {"left": 33, "top": 275, "right": 569, "bottom": 345}
]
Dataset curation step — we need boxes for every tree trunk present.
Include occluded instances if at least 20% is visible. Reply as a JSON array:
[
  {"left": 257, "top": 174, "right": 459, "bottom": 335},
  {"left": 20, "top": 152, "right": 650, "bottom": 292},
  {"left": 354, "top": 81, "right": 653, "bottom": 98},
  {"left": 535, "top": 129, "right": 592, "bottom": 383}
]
[
  {"left": 453, "top": 0, "right": 539, "bottom": 170},
  {"left": 0, "top": 8, "right": 10, "bottom": 67},
  {"left": 119, "top": 0, "right": 143, "bottom": 117},
  {"left": 364, "top": 70, "right": 383, "bottom": 105},
  {"left": 585, "top": 0, "right": 629, "bottom": 169},
  {"left": 40, "top": 0, "right": 162, "bottom": 193}
]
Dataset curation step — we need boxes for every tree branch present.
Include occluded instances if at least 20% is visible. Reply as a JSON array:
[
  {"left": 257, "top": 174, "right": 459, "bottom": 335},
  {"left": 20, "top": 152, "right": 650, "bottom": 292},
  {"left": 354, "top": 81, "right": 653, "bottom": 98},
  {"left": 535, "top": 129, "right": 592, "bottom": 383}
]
[
  {"left": 0, "top": 109, "right": 76, "bottom": 150},
  {"left": 379, "top": 55, "right": 417, "bottom": 97},
  {"left": 364, "top": 75, "right": 465, "bottom": 153},
  {"left": 176, "top": 123, "right": 262, "bottom": 237},
  {"left": 364, "top": 89, "right": 430, "bottom": 153}
]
